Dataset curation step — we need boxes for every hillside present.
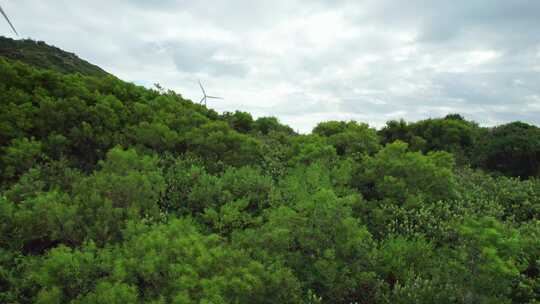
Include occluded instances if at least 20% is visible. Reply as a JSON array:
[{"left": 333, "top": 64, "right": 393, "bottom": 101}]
[
  {"left": 0, "top": 36, "right": 108, "bottom": 77},
  {"left": 0, "top": 42, "right": 539, "bottom": 304}
]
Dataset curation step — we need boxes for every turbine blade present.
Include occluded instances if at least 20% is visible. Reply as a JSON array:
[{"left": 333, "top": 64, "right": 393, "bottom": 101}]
[
  {"left": 198, "top": 80, "right": 206, "bottom": 96},
  {"left": 0, "top": 5, "right": 18, "bottom": 36},
  {"left": 199, "top": 96, "right": 205, "bottom": 104},
  {"left": 206, "top": 96, "right": 223, "bottom": 99}
]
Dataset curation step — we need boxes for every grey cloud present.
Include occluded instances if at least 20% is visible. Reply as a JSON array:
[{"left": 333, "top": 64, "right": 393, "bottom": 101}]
[{"left": 166, "top": 40, "right": 249, "bottom": 77}]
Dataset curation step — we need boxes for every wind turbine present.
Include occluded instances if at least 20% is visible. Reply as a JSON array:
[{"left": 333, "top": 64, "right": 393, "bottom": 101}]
[
  {"left": 198, "top": 80, "right": 223, "bottom": 105},
  {"left": 0, "top": 3, "right": 18, "bottom": 36}
]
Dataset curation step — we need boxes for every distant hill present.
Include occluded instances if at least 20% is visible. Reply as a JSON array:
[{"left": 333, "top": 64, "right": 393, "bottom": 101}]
[{"left": 0, "top": 36, "right": 108, "bottom": 77}]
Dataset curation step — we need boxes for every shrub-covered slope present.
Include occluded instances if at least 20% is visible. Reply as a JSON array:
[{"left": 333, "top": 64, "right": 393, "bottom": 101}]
[
  {"left": 0, "top": 36, "right": 108, "bottom": 77},
  {"left": 0, "top": 43, "right": 539, "bottom": 304}
]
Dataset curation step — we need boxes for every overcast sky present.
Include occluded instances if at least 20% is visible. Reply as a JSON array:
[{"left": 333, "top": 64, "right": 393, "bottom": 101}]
[{"left": 2, "top": 0, "right": 540, "bottom": 132}]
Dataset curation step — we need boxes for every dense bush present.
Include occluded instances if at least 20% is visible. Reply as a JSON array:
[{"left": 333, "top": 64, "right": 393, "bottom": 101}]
[{"left": 1, "top": 51, "right": 539, "bottom": 303}]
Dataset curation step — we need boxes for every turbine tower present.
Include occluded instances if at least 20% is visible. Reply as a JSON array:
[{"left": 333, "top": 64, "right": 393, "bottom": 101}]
[
  {"left": 0, "top": 3, "right": 18, "bottom": 36},
  {"left": 198, "top": 80, "right": 223, "bottom": 106}
]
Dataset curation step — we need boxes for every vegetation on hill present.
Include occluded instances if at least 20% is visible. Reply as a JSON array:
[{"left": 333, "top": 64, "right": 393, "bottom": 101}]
[
  {"left": 0, "top": 36, "right": 108, "bottom": 77},
  {"left": 0, "top": 44, "right": 539, "bottom": 303}
]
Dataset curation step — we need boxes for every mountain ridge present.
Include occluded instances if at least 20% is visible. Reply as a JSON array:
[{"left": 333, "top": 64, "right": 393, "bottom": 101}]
[{"left": 0, "top": 36, "right": 108, "bottom": 77}]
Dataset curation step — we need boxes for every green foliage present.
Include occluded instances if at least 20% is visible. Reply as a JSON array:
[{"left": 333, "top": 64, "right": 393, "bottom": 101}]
[
  {"left": 31, "top": 219, "right": 302, "bottom": 303},
  {"left": 287, "top": 135, "right": 337, "bottom": 166},
  {"left": 478, "top": 122, "right": 540, "bottom": 178},
  {"left": 0, "top": 37, "right": 108, "bottom": 77},
  {"left": 514, "top": 221, "right": 540, "bottom": 303},
  {"left": 222, "top": 110, "right": 254, "bottom": 133},
  {"left": 72, "top": 147, "right": 165, "bottom": 245},
  {"left": 253, "top": 116, "right": 294, "bottom": 135},
  {"left": 186, "top": 121, "right": 263, "bottom": 170},
  {"left": 237, "top": 188, "right": 378, "bottom": 303},
  {"left": 313, "top": 120, "right": 381, "bottom": 157},
  {"left": 2, "top": 41, "right": 540, "bottom": 303},
  {"left": 448, "top": 217, "right": 522, "bottom": 303},
  {"left": 380, "top": 116, "right": 480, "bottom": 165},
  {"left": 354, "top": 141, "right": 457, "bottom": 204},
  {"left": 455, "top": 168, "right": 540, "bottom": 222},
  {"left": 161, "top": 160, "right": 272, "bottom": 234},
  {"left": 374, "top": 237, "right": 435, "bottom": 289},
  {"left": 1, "top": 137, "right": 42, "bottom": 182}
]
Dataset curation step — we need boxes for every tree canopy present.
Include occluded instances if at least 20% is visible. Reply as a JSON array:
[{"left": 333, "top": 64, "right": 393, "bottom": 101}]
[{"left": 1, "top": 42, "right": 539, "bottom": 303}]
